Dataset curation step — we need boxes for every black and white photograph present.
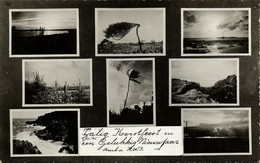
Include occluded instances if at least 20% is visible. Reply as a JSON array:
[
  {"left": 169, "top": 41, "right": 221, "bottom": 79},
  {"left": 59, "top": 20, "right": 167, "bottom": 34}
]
[
  {"left": 23, "top": 59, "right": 92, "bottom": 107},
  {"left": 95, "top": 8, "right": 165, "bottom": 56},
  {"left": 10, "top": 9, "right": 79, "bottom": 57},
  {"left": 182, "top": 108, "right": 251, "bottom": 155},
  {"left": 107, "top": 58, "right": 155, "bottom": 126},
  {"left": 10, "top": 109, "right": 79, "bottom": 156},
  {"left": 169, "top": 58, "right": 239, "bottom": 106},
  {"left": 181, "top": 8, "right": 251, "bottom": 56}
]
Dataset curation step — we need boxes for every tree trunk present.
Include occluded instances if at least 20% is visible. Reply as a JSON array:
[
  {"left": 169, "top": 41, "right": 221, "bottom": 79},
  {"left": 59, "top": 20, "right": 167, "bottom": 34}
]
[
  {"left": 136, "top": 25, "right": 142, "bottom": 53},
  {"left": 123, "top": 77, "right": 131, "bottom": 109}
]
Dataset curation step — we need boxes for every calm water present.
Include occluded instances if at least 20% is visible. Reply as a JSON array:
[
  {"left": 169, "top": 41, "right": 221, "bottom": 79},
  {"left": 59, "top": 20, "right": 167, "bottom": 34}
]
[
  {"left": 13, "top": 118, "right": 66, "bottom": 155},
  {"left": 15, "top": 31, "right": 68, "bottom": 37}
]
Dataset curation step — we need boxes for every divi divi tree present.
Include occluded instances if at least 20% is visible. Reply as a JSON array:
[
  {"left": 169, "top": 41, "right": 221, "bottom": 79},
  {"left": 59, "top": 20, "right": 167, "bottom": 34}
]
[{"left": 103, "top": 22, "right": 143, "bottom": 52}]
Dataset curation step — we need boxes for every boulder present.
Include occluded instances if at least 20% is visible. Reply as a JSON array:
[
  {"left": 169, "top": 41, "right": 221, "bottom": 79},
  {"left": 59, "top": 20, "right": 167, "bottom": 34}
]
[{"left": 13, "top": 139, "right": 41, "bottom": 154}]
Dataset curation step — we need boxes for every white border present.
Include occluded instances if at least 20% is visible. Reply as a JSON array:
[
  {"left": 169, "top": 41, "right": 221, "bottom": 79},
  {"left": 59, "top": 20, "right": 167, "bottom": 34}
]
[
  {"left": 181, "top": 107, "right": 252, "bottom": 156},
  {"left": 181, "top": 8, "right": 251, "bottom": 57},
  {"left": 95, "top": 8, "right": 166, "bottom": 57},
  {"left": 9, "top": 8, "right": 80, "bottom": 58},
  {"left": 169, "top": 58, "right": 239, "bottom": 106},
  {"left": 106, "top": 58, "right": 156, "bottom": 127},
  {"left": 22, "top": 59, "right": 93, "bottom": 107},
  {"left": 10, "top": 108, "right": 80, "bottom": 157}
]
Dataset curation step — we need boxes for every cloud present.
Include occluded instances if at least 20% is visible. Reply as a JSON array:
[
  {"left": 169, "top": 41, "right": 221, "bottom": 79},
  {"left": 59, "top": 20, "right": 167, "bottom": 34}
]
[
  {"left": 139, "top": 89, "right": 152, "bottom": 102},
  {"left": 240, "top": 23, "right": 248, "bottom": 31},
  {"left": 108, "top": 66, "right": 128, "bottom": 113},
  {"left": 25, "top": 61, "right": 91, "bottom": 87},
  {"left": 110, "top": 61, "right": 135, "bottom": 73},
  {"left": 108, "top": 60, "right": 153, "bottom": 113},
  {"left": 217, "top": 12, "right": 248, "bottom": 32},
  {"left": 222, "top": 110, "right": 249, "bottom": 121},
  {"left": 217, "top": 21, "right": 241, "bottom": 31},
  {"left": 184, "top": 11, "right": 200, "bottom": 28}
]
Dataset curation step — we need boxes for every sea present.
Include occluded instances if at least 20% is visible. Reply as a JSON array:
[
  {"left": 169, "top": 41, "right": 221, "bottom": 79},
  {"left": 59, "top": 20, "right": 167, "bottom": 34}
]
[
  {"left": 13, "top": 118, "right": 66, "bottom": 155},
  {"left": 14, "top": 30, "right": 68, "bottom": 37},
  {"left": 184, "top": 37, "right": 248, "bottom": 54}
]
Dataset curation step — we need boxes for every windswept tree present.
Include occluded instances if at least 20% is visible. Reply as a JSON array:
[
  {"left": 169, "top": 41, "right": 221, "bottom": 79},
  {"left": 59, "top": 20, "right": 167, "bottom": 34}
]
[
  {"left": 103, "top": 22, "right": 143, "bottom": 52},
  {"left": 123, "top": 69, "right": 141, "bottom": 109}
]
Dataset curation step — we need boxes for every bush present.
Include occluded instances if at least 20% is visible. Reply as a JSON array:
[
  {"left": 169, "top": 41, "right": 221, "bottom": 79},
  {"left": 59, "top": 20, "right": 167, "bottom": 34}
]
[
  {"left": 25, "top": 71, "right": 48, "bottom": 104},
  {"left": 109, "top": 104, "right": 153, "bottom": 124}
]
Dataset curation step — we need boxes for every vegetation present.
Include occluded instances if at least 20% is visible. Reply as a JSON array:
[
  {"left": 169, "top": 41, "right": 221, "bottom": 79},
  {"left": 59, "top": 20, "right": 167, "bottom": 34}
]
[
  {"left": 110, "top": 104, "right": 153, "bottom": 124},
  {"left": 25, "top": 71, "right": 90, "bottom": 104},
  {"left": 98, "top": 42, "right": 163, "bottom": 54},
  {"left": 103, "top": 22, "right": 143, "bottom": 52},
  {"left": 100, "top": 22, "right": 164, "bottom": 54},
  {"left": 172, "top": 74, "right": 237, "bottom": 104},
  {"left": 209, "top": 74, "right": 237, "bottom": 103}
]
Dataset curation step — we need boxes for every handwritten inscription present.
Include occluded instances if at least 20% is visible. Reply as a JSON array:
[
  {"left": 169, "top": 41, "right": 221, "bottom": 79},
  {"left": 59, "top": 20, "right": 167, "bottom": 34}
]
[{"left": 80, "top": 127, "right": 183, "bottom": 156}]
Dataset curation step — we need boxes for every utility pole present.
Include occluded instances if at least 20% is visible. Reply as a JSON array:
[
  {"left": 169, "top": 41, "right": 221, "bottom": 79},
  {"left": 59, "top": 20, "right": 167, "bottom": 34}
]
[{"left": 184, "top": 121, "right": 188, "bottom": 127}]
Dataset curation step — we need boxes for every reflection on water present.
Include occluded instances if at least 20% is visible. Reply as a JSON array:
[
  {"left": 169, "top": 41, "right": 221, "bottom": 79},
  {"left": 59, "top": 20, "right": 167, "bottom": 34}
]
[
  {"left": 184, "top": 37, "right": 249, "bottom": 54},
  {"left": 14, "top": 30, "right": 68, "bottom": 37}
]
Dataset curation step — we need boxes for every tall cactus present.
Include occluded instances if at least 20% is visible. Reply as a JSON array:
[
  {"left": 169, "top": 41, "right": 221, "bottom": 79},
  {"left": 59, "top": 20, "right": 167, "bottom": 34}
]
[{"left": 64, "top": 82, "right": 68, "bottom": 95}]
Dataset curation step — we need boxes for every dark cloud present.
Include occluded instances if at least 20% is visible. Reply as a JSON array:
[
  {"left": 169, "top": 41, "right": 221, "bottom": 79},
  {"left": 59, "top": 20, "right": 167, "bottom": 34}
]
[
  {"left": 217, "top": 21, "right": 242, "bottom": 31},
  {"left": 241, "top": 14, "right": 248, "bottom": 20},
  {"left": 217, "top": 12, "right": 248, "bottom": 32},
  {"left": 184, "top": 11, "right": 200, "bottom": 28},
  {"left": 240, "top": 23, "right": 248, "bottom": 31},
  {"left": 111, "top": 61, "right": 152, "bottom": 81},
  {"left": 198, "top": 119, "right": 249, "bottom": 129}
]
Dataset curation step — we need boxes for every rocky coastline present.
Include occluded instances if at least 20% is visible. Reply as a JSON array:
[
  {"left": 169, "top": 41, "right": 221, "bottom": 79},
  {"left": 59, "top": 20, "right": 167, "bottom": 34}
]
[
  {"left": 13, "top": 139, "right": 42, "bottom": 154},
  {"left": 14, "top": 111, "right": 78, "bottom": 154}
]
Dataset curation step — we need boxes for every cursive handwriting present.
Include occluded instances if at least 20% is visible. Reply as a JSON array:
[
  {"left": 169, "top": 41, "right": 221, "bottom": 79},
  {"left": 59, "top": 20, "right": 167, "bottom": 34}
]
[{"left": 81, "top": 127, "right": 180, "bottom": 153}]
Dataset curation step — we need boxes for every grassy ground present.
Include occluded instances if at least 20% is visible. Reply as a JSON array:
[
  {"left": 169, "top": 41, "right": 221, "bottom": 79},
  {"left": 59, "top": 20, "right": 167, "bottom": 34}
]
[{"left": 98, "top": 42, "right": 163, "bottom": 54}]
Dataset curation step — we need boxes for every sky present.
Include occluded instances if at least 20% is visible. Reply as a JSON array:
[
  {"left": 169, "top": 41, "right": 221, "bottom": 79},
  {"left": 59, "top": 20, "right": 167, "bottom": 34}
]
[
  {"left": 183, "top": 10, "right": 248, "bottom": 38},
  {"left": 12, "top": 10, "right": 77, "bottom": 30},
  {"left": 25, "top": 60, "right": 91, "bottom": 87},
  {"left": 97, "top": 9, "right": 164, "bottom": 44},
  {"left": 171, "top": 59, "right": 237, "bottom": 87},
  {"left": 182, "top": 109, "right": 249, "bottom": 128},
  {"left": 12, "top": 109, "right": 55, "bottom": 119},
  {"left": 108, "top": 60, "right": 153, "bottom": 113}
]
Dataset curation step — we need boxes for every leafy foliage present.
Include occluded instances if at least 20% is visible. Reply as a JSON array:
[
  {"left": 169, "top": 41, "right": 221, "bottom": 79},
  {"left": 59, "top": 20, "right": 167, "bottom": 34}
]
[
  {"left": 172, "top": 74, "right": 237, "bottom": 104},
  {"left": 103, "top": 22, "right": 139, "bottom": 40},
  {"left": 25, "top": 72, "right": 90, "bottom": 104},
  {"left": 25, "top": 71, "right": 48, "bottom": 104},
  {"left": 110, "top": 104, "right": 153, "bottom": 124},
  {"left": 209, "top": 74, "right": 237, "bottom": 103},
  {"left": 98, "top": 42, "right": 163, "bottom": 54}
]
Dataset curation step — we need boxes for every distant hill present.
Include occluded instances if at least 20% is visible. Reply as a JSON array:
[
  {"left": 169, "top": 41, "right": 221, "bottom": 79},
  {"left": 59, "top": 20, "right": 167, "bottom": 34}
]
[{"left": 172, "top": 74, "right": 237, "bottom": 104}]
